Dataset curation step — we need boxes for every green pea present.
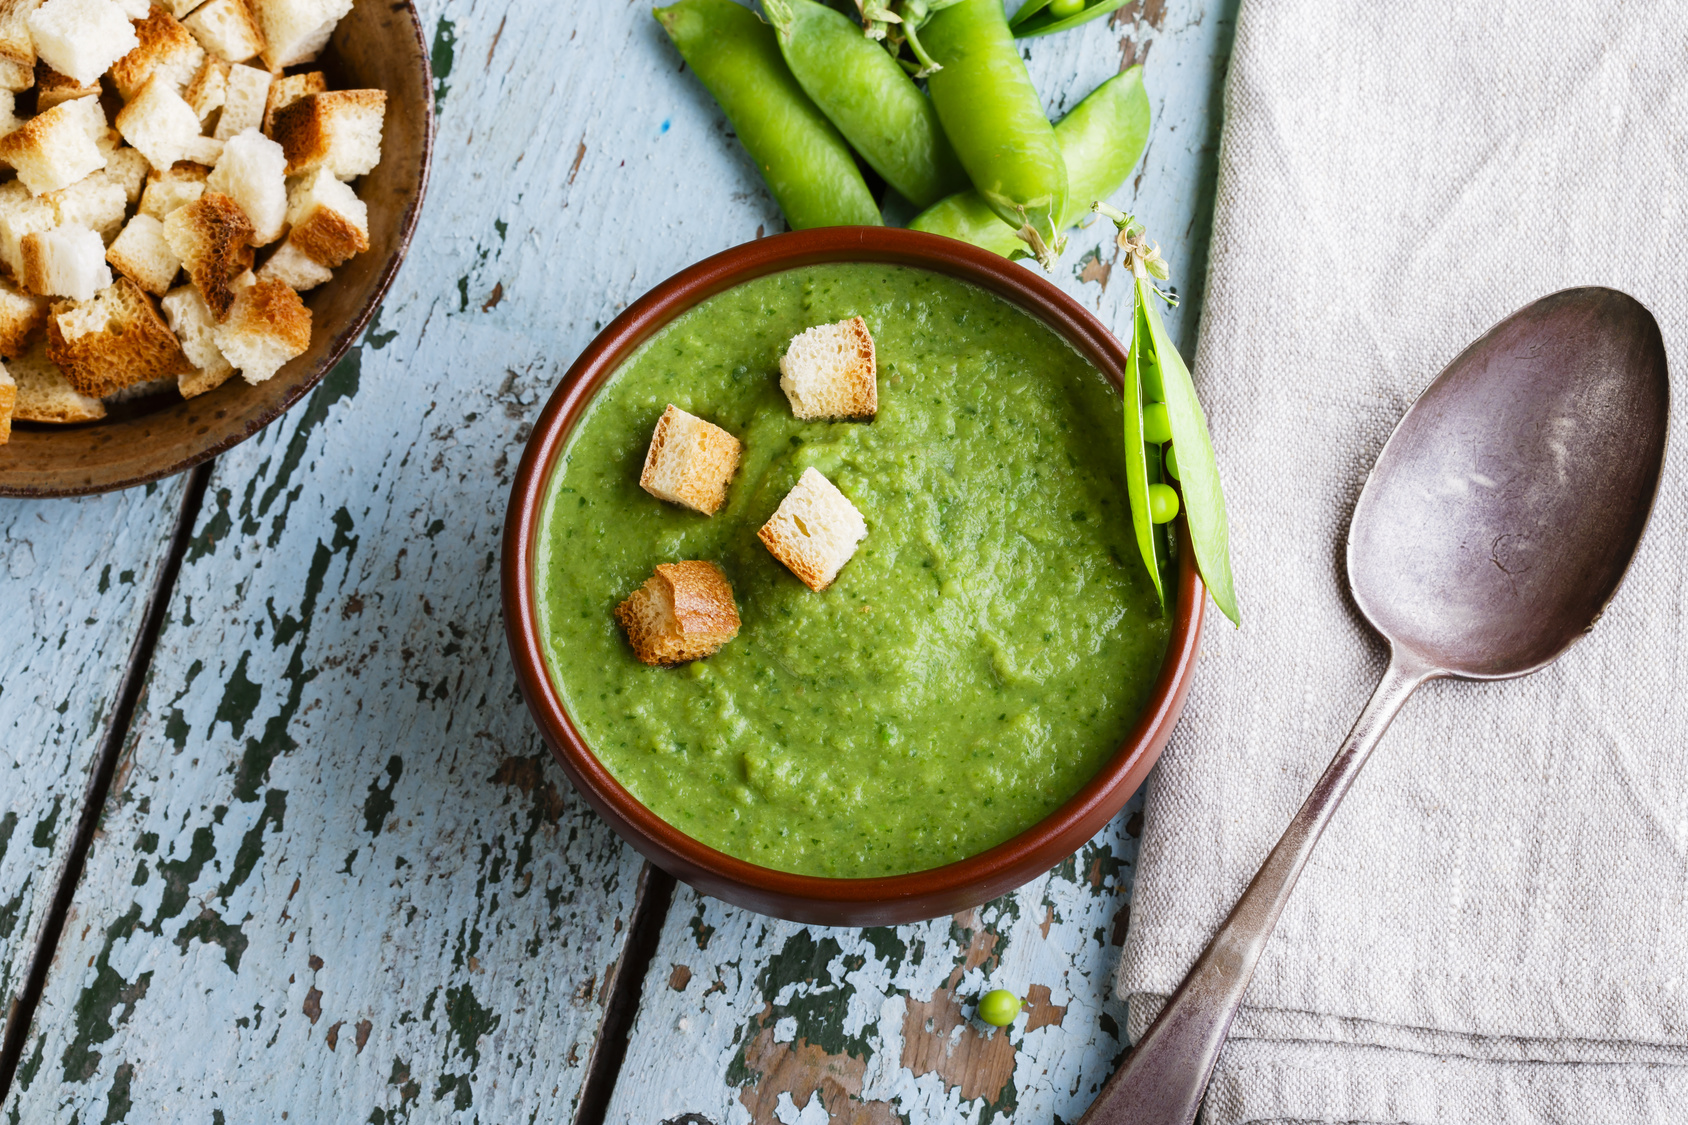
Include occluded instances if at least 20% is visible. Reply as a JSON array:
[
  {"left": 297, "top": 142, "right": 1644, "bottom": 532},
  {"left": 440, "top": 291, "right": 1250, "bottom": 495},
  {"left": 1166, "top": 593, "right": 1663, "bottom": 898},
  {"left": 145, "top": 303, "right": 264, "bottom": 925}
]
[
  {"left": 1148, "top": 482, "right": 1180, "bottom": 524},
  {"left": 655, "top": 0, "right": 881, "bottom": 230},
  {"left": 762, "top": 0, "right": 968, "bottom": 209},
  {"left": 1143, "top": 402, "right": 1172, "bottom": 445},
  {"left": 1164, "top": 443, "right": 1180, "bottom": 481},
  {"left": 1009, "top": 0, "right": 1131, "bottom": 37},
  {"left": 1049, "top": 0, "right": 1087, "bottom": 15},
  {"left": 977, "top": 988, "right": 1022, "bottom": 1026},
  {"left": 923, "top": 0, "right": 1068, "bottom": 268},
  {"left": 910, "top": 67, "right": 1149, "bottom": 259}
]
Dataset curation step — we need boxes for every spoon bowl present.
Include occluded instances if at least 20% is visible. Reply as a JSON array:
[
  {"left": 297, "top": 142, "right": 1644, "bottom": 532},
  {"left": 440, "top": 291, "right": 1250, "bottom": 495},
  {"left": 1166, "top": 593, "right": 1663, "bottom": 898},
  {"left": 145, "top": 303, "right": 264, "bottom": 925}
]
[{"left": 1082, "top": 286, "right": 1670, "bottom": 1125}]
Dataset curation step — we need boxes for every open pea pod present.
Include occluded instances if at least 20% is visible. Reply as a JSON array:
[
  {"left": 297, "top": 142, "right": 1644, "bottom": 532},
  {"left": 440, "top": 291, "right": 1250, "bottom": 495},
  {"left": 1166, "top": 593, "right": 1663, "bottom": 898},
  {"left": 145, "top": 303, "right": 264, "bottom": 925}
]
[
  {"left": 1009, "top": 0, "right": 1132, "bottom": 38},
  {"left": 1122, "top": 289, "right": 1166, "bottom": 608}
]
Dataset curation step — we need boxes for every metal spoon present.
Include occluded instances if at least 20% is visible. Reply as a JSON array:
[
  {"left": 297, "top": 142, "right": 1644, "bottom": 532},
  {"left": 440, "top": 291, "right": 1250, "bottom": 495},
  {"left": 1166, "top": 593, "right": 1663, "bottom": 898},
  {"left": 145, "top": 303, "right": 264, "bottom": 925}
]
[{"left": 1081, "top": 286, "right": 1670, "bottom": 1125}]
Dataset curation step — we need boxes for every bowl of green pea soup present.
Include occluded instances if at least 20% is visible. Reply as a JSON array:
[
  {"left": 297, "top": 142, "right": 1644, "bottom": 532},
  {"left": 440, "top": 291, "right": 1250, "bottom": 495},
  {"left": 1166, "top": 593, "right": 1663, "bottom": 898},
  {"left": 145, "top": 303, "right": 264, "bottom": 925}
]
[{"left": 502, "top": 227, "right": 1204, "bottom": 925}]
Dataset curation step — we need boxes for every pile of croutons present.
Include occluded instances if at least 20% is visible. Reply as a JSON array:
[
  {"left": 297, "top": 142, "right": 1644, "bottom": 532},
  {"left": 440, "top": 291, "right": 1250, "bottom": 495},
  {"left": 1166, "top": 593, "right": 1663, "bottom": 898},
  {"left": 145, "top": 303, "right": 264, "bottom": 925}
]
[{"left": 0, "top": 0, "right": 385, "bottom": 446}]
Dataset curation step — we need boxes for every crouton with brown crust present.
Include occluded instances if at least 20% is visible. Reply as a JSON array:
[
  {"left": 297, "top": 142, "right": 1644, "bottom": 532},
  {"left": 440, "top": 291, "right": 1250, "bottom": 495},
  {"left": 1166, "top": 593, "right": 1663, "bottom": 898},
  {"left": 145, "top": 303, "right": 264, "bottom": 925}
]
[
  {"left": 46, "top": 275, "right": 193, "bottom": 397},
  {"left": 9, "top": 339, "right": 102, "bottom": 421},
  {"left": 269, "top": 88, "right": 383, "bottom": 178},
  {"left": 161, "top": 189, "right": 252, "bottom": 317},
  {"left": 110, "top": 7, "right": 206, "bottom": 100},
  {"left": 614, "top": 561, "right": 741, "bottom": 665},
  {"left": 639, "top": 404, "right": 742, "bottom": 516},
  {"left": 758, "top": 468, "right": 868, "bottom": 591},
  {"left": 779, "top": 316, "right": 877, "bottom": 420},
  {"left": 212, "top": 270, "right": 308, "bottom": 382}
]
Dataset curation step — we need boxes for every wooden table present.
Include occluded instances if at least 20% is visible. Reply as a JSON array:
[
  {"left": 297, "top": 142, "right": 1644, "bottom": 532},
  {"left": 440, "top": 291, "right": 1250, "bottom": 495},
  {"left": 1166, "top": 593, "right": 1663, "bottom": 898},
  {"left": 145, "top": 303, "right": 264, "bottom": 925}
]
[{"left": 0, "top": 2, "right": 1233, "bottom": 1119}]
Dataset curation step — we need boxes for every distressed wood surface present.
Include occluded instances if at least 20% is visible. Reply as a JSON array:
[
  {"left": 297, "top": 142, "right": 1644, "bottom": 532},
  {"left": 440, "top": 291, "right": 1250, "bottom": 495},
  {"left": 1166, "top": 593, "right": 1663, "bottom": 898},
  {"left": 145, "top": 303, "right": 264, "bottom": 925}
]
[
  {"left": 0, "top": 483, "right": 185, "bottom": 1052},
  {"left": 600, "top": 2, "right": 1237, "bottom": 1120},
  {"left": 4, "top": 0, "right": 1233, "bottom": 1120}
]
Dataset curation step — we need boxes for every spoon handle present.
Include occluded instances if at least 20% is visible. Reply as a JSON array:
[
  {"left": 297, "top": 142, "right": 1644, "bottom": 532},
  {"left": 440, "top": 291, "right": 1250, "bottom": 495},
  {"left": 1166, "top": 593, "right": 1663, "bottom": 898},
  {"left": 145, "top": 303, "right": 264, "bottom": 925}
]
[{"left": 1079, "top": 650, "right": 1437, "bottom": 1125}]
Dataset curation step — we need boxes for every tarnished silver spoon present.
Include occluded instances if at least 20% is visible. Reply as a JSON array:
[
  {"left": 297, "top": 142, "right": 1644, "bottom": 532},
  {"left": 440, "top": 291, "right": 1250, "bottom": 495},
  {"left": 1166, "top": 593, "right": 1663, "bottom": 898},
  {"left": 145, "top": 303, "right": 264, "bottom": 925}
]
[{"left": 1082, "top": 286, "right": 1670, "bottom": 1124}]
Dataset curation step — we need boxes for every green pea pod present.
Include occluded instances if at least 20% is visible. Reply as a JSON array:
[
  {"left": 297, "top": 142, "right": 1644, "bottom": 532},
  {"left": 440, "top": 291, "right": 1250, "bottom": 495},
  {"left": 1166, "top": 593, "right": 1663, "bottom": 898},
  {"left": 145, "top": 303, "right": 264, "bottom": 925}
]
[
  {"left": 1008, "top": 0, "right": 1132, "bottom": 38},
  {"left": 655, "top": 0, "right": 882, "bottom": 230},
  {"left": 921, "top": 0, "right": 1067, "bottom": 268},
  {"left": 1122, "top": 289, "right": 1165, "bottom": 607},
  {"left": 909, "top": 65, "right": 1149, "bottom": 256},
  {"left": 762, "top": 0, "right": 968, "bottom": 209}
]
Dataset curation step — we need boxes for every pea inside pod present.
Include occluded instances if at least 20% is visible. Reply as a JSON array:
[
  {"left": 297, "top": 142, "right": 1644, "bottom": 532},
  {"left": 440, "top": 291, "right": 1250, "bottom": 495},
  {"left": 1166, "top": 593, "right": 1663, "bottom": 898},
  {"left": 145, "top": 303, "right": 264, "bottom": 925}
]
[
  {"left": 655, "top": 0, "right": 882, "bottom": 231},
  {"left": 922, "top": 0, "right": 1068, "bottom": 268},
  {"left": 1009, "top": 0, "right": 1132, "bottom": 38},
  {"left": 908, "top": 65, "right": 1150, "bottom": 259},
  {"left": 762, "top": 0, "right": 969, "bottom": 209}
]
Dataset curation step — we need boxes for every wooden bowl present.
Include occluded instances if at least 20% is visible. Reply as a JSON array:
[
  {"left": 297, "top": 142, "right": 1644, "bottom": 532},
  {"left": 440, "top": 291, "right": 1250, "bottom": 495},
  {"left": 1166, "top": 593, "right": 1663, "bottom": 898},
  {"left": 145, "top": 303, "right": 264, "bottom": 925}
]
[
  {"left": 502, "top": 227, "right": 1205, "bottom": 926},
  {"left": 0, "top": 0, "right": 433, "bottom": 498}
]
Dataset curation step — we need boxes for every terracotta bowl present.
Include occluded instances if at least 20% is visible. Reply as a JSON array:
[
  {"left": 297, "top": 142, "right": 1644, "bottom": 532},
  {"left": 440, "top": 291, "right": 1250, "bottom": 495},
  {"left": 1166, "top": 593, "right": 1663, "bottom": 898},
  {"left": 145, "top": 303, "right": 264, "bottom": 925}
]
[
  {"left": 503, "top": 227, "right": 1205, "bottom": 926},
  {"left": 0, "top": 0, "right": 434, "bottom": 498}
]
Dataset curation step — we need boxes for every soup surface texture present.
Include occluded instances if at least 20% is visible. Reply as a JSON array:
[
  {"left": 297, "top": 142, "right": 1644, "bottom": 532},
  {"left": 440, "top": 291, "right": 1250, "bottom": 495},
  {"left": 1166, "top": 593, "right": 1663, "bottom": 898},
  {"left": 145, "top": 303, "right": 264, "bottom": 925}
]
[{"left": 536, "top": 263, "right": 1169, "bottom": 878}]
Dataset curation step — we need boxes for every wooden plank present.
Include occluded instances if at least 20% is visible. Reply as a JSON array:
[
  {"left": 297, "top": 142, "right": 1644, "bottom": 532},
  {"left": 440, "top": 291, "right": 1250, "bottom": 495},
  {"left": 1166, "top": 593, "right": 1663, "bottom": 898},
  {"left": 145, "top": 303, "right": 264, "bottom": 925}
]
[
  {"left": 599, "top": 2, "right": 1237, "bottom": 1119},
  {"left": 0, "top": 481, "right": 186, "bottom": 1057}
]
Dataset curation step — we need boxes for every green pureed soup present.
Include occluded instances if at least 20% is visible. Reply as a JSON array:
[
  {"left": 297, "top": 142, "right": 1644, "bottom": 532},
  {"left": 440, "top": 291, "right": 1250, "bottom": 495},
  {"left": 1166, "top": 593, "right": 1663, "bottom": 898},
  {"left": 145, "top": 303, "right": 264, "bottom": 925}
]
[{"left": 536, "top": 263, "right": 1169, "bottom": 878}]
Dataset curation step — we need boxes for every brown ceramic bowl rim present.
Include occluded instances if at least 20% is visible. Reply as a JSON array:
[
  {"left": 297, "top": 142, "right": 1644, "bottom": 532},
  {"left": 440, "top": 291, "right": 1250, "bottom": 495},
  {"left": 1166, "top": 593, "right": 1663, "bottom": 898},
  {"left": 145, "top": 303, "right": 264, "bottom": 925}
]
[
  {"left": 0, "top": 2, "right": 434, "bottom": 499},
  {"left": 502, "top": 226, "right": 1204, "bottom": 926}
]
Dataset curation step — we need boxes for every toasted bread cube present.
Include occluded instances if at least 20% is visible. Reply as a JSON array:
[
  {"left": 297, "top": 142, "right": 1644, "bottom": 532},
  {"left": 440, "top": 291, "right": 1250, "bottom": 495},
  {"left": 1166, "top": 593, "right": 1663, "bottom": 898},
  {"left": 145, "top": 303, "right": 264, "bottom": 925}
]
[
  {"left": 213, "top": 61, "right": 269, "bottom": 140},
  {"left": 0, "top": 362, "right": 13, "bottom": 441},
  {"left": 160, "top": 281, "right": 232, "bottom": 395},
  {"left": 0, "top": 89, "right": 18, "bottom": 139},
  {"left": 0, "top": 181, "right": 57, "bottom": 277},
  {"left": 111, "top": 7, "right": 206, "bottom": 99},
  {"left": 47, "top": 275, "right": 192, "bottom": 396},
  {"left": 255, "top": 238, "right": 327, "bottom": 290},
  {"left": 262, "top": 68, "right": 322, "bottom": 133},
  {"left": 0, "top": 98, "right": 107, "bottom": 195},
  {"left": 183, "top": 0, "right": 262, "bottom": 63},
  {"left": 758, "top": 467, "right": 868, "bottom": 591},
  {"left": 779, "top": 316, "right": 877, "bottom": 421},
  {"left": 211, "top": 270, "right": 307, "bottom": 382},
  {"left": 207, "top": 127, "right": 284, "bottom": 243},
  {"left": 45, "top": 171, "right": 129, "bottom": 242},
  {"left": 161, "top": 189, "right": 251, "bottom": 316},
  {"left": 34, "top": 61, "right": 99, "bottom": 110},
  {"left": 270, "top": 89, "right": 383, "bottom": 179},
  {"left": 22, "top": 226, "right": 111, "bottom": 299},
  {"left": 138, "top": 174, "right": 204, "bottom": 219},
  {"left": 183, "top": 55, "right": 227, "bottom": 119},
  {"left": 107, "top": 213, "right": 181, "bottom": 294},
  {"left": 0, "top": 0, "right": 38, "bottom": 92},
  {"left": 250, "top": 0, "right": 348, "bottom": 70},
  {"left": 614, "top": 561, "right": 741, "bottom": 665},
  {"left": 116, "top": 74, "right": 206, "bottom": 169},
  {"left": 0, "top": 274, "right": 46, "bottom": 355},
  {"left": 102, "top": 146, "right": 150, "bottom": 203},
  {"left": 282, "top": 165, "right": 365, "bottom": 266},
  {"left": 28, "top": 0, "right": 139, "bottom": 86},
  {"left": 638, "top": 404, "right": 742, "bottom": 516},
  {"left": 9, "top": 340, "right": 103, "bottom": 421}
]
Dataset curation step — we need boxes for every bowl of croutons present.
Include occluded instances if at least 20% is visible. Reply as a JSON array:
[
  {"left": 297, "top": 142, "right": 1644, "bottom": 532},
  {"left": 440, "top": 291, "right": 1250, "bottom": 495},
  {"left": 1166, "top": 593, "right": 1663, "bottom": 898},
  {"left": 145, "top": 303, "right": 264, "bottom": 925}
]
[{"left": 0, "top": 0, "right": 431, "bottom": 497}]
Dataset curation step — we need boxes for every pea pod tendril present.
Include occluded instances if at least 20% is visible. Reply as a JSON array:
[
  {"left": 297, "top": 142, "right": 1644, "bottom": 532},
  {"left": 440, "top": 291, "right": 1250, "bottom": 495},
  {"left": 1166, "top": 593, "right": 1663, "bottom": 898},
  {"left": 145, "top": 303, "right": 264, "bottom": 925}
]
[{"left": 1096, "top": 201, "right": 1240, "bottom": 626}]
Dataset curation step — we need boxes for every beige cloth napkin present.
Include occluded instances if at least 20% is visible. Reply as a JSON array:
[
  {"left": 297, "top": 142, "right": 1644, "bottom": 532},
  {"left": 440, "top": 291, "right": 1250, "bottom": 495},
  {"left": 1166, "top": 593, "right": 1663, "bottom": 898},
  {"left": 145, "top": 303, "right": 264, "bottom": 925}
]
[{"left": 1116, "top": 2, "right": 1688, "bottom": 1122}]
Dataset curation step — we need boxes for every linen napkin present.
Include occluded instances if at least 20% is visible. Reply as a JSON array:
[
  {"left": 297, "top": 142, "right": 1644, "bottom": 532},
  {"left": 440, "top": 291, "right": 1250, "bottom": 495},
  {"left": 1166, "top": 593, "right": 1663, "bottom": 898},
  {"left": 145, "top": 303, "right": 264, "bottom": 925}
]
[{"left": 1116, "top": 2, "right": 1688, "bottom": 1122}]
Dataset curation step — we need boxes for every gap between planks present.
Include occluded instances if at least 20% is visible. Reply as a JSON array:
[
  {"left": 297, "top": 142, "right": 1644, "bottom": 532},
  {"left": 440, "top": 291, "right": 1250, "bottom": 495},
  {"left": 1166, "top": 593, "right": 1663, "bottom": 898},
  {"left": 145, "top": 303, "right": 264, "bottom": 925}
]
[{"left": 0, "top": 461, "right": 213, "bottom": 1103}]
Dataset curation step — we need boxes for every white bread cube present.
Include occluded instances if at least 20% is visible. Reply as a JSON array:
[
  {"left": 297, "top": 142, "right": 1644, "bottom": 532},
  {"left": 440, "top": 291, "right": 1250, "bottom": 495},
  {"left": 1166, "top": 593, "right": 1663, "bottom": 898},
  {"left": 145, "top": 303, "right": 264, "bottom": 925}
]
[
  {"left": 779, "top": 316, "right": 877, "bottom": 420},
  {"left": 112, "top": 0, "right": 148, "bottom": 15},
  {"left": 0, "top": 181, "right": 57, "bottom": 277},
  {"left": 270, "top": 89, "right": 383, "bottom": 179},
  {"left": 282, "top": 165, "right": 364, "bottom": 266},
  {"left": 161, "top": 189, "right": 251, "bottom": 316},
  {"left": 0, "top": 89, "right": 18, "bottom": 139},
  {"left": 28, "top": 0, "right": 139, "bottom": 86},
  {"left": 139, "top": 175, "right": 204, "bottom": 219},
  {"left": 207, "top": 127, "right": 284, "bottom": 244},
  {"left": 158, "top": 0, "right": 210, "bottom": 15},
  {"left": 46, "top": 171, "right": 128, "bottom": 240},
  {"left": 0, "top": 97, "right": 107, "bottom": 195},
  {"left": 107, "top": 213, "right": 181, "bottom": 294},
  {"left": 183, "top": 55, "right": 228, "bottom": 119},
  {"left": 0, "top": 273, "right": 46, "bottom": 355},
  {"left": 103, "top": 146, "right": 150, "bottom": 202},
  {"left": 211, "top": 269, "right": 308, "bottom": 382},
  {"left": 614, "top": 561, "right": 741, "bottom": 665},
  {"left": 0, "top": 362, "right": 12, "bottom": 442},
  {"left": 213, "top": 61, "right": 269, "bottom": 140},
  {"left": 262, "top": 68, "right": 322, "bottom": 133},
  {"left": 638, "top": 404, "right": 742, "bottom": 516},
  {"left": 47, "top": 275, "right": 192, "bottom": 396},
  {"left": 255, "top": 238, "right": 327, "bottom": 290},
  {"left": 757, "top": 467, "right": 868, "bottom": 591},
  {"left": 160, "top": 282, "right": 232, "bottom": 395},
  {"left": 116, "top": 74, "right": 205, "bottom": 169},
  {"left": 22, "top": 225, "right": 111, "bottom": 299},
  {"left": 182, "top": 133, "right": 224, "bottom": 165},
  {"left": 9, "top": 340, "right": 104, "bottom": 421},
  {"left": 183, "top": 0, "right": 262, "bottom": 63},
  {"left": 110, "top": 7, "right": 206, "bottom": 99},
  {"left": 0, "top": 0, "right": 38, "bottom": 92},
  {"left": 250, "top": 0, "right": 348, "bottom": 70}
]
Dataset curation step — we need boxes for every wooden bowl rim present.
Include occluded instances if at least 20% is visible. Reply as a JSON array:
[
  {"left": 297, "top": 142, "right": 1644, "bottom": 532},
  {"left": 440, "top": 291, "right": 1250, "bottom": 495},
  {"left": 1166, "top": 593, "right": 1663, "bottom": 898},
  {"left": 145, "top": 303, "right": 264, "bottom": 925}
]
[
  {"left": 0, "top": 0, "right": 435, "bottom": 499},
  {"left": 502, "top": 226, "right": 1205, "bottom": 926}
]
